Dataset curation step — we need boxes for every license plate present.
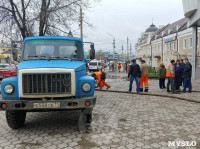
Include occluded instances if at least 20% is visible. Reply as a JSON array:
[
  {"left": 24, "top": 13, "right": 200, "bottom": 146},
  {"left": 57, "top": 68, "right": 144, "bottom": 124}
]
[{"left": 33, "top": 102, "right": 60, "bottom": 108}]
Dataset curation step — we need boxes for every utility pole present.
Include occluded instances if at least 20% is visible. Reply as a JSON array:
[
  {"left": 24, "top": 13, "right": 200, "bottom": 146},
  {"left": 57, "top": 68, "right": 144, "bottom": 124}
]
[
  {"left": 80, "top": 7, "right": 83, "bottom": 40},
  {"left": 113, "top": 39, "right": 115, "bottom": 61},
  {"left": 122, "top": 44, "right": 124, "bottom": 55},
  {"left": 127, "top": 37, "right": 129, "bottom": 60},
  {"left": 130, "top": 43, "right": 132, "bottom": 60}
]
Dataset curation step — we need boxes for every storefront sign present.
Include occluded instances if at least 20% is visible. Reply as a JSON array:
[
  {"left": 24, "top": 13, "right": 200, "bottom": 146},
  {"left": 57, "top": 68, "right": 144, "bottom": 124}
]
[{"left": 164, "top": 36, "right": 177, "bottom": 43}]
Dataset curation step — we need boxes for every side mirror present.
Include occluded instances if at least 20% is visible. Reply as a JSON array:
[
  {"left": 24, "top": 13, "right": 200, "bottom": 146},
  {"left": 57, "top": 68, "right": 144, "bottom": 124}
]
[{"left": 90, "top": 43, "right": 95, "bottom": 59}]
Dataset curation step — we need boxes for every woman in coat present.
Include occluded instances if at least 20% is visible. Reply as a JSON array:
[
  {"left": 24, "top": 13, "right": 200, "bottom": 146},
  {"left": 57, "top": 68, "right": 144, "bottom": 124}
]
[{"left": 158, "top": 63, "right": 167, "bottom": 89}]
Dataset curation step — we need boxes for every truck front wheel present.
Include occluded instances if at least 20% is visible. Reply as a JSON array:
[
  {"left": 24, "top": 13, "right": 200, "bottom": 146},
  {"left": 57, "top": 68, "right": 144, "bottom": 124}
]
[
  {"left": 78, "top": 108, "right": 93, "bottom": 131},
  {"left": 6, "top": 111, "right": 26, "bottom": 129}
]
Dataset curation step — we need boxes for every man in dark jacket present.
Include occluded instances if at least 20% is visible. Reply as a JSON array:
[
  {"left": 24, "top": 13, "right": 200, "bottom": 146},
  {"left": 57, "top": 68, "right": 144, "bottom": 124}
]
[
  {"left": 180, "top": 59, "right": 185, "bottom": 86},
  {"left": 158, "top": 63, "right": 166, "bottom": 89},
  {"left": 183, "top": 58, "right": 192, "bottom": 93},
  {"left": 174, "top": 60, "right": 184, "bottom": 90},
  {"left": 128, "top": 59, "right": 141, "bottom": 92}
]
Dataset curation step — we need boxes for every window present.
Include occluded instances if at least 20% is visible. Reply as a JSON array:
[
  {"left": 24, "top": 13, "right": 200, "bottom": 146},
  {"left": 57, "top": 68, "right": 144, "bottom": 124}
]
[
  {"left": 174, "top": 41, "right": 176, "bottom": 50},
  {"left": 23, "top": 39, "right": 83, "bottom": 60},
  {"left": 190, "top": 38, "right": 192, "bottom": 48},
  {"left": 183, "top": 39, "right": 187, "bottom": 49},
  {"left": 170, "top": 43, "right": 172, "bottom": 50}
]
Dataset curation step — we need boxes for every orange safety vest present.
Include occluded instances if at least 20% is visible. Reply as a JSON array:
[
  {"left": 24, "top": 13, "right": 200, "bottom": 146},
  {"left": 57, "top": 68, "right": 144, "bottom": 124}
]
[
  {"left": 166, "top": 63, "right": 175, "bottom": 78},
  {"left": 118, "top": 64, "right": 121, "bottom": 68},
  {"left": 93, "top": 72, "right": 102, "bottom": 80}
]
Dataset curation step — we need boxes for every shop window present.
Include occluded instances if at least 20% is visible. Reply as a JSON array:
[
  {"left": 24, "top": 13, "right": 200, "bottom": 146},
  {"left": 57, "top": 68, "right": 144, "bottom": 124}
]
[
  {"left": 183, "top": 39, "right": 187, "bottom": 49},
  {"left": 190, "top": 38, "right": 192, "bottom": 48},
  {"left": 174, "top": 41, "right": 176, "bottom": 50},
  {"left": 170, "top": 43, "right": 172, "bottom": 50}
]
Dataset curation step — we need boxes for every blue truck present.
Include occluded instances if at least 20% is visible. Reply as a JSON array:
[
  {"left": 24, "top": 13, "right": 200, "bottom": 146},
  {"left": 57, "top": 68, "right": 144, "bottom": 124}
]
[{"left": 0, "top": 36, "right": 96, "bottom": 129}]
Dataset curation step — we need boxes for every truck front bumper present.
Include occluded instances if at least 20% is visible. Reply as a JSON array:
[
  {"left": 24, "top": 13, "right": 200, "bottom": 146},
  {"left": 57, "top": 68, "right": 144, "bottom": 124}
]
[{"left": 0, "top": 96, "right": 96, "bottom": 111}]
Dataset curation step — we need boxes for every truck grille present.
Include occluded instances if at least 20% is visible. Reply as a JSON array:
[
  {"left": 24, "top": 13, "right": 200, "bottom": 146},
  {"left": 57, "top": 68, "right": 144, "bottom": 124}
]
[{"left": 22, "top": 73, "right": 71, "bottom": 94}]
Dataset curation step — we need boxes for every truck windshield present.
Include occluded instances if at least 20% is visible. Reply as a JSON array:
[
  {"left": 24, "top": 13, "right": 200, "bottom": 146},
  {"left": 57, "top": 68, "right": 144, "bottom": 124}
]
[{"left": 23, "top": 39, "right": 83, "bottom": 61}]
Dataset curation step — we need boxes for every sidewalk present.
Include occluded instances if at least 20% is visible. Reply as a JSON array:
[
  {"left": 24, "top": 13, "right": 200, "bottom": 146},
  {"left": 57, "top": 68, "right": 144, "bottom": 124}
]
[{"left": 104, "top": 71, "right": 200, "bottom": 102}]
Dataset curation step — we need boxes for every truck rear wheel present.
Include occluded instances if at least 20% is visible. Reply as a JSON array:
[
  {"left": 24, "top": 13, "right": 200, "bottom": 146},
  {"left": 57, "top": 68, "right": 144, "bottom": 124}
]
[
  {"left": 78, "top": 108, "right": 93, "bottom": 131},
  {"left": 6, "top": 111, "right": 26, "bottom": 129}
]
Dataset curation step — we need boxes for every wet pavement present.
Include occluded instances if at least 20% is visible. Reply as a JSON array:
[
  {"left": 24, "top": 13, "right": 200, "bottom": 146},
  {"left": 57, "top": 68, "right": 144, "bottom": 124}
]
[{"left": 0, "top": 71, "right": 200, "bottom": 149}]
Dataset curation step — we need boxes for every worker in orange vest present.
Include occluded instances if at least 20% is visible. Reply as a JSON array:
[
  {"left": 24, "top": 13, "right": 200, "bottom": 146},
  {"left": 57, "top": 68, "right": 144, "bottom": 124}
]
[
  {"left": 139, "top": 60, "right": 150, "bottom": 92},
  {"left": 92, "top": 71, "right": 102, "bottom": 86},
  {"left": 166, "top": 60, "right": 176, "bottom": 93},
  {"left": 117, "top": 63, "right": 122, "bottom": 72},
  {"left": 92, "top": 70, "right": 110, "bottom": 90}
]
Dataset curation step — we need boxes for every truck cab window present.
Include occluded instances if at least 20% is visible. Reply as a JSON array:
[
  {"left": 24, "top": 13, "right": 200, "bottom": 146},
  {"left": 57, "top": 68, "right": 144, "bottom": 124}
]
[{"left": 23, "top": 39, "right": 83, "bottom": 60}]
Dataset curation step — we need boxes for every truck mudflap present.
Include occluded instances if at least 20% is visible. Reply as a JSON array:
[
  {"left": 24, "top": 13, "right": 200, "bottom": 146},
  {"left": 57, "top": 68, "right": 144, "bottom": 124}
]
[{"left": 0, "top": 96, "right": 96, "bottom": 111}]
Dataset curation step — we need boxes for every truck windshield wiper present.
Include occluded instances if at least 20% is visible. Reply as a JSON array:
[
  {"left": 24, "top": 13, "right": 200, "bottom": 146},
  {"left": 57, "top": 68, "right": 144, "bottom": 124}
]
[
  {"left": 49, "top": 56, "right": 71, "bottom": 60},
  {"left": 28, "top": 56, "right": 48, "bottom": 59}
]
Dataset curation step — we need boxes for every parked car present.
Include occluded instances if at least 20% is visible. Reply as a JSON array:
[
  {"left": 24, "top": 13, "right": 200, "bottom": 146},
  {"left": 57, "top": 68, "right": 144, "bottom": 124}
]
[
  {"left": 0, "top": 64, "right": 9, "bottom": 69},
  {"left": 0, "top": 64, "right": 17, "bottom": 79},
  {"left": 88, "top": 60, "right": 102, "bottom": 72}
]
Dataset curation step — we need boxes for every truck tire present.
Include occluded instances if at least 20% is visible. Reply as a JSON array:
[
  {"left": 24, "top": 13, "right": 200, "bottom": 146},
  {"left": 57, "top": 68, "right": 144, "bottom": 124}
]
[
  {"left": 78, "top": 108, "right": 93, "bottom": 131},
  {"left": 6, "top": 111, "right": 26, "bottom": 129}
]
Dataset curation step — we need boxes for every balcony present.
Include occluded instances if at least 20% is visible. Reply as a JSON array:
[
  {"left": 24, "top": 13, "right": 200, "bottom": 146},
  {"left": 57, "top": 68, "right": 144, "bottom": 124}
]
[{"left": 182, "top": 0, "right": 199, "bottom": 18}]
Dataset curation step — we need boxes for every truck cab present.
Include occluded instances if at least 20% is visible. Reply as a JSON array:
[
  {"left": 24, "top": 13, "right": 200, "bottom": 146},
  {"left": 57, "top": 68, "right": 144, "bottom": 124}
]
[{"left": 0, "top": 36, "right": 96, "bottom": 130}]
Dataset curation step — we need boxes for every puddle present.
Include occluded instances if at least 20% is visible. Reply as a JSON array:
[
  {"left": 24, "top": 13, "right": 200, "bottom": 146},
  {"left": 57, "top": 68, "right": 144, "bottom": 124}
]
[
  {"left": 20, "top": 141, "right": 42, "bottom": 147},
  {"left": 78, "top": 137, "right": 98, "bottom": 149}
]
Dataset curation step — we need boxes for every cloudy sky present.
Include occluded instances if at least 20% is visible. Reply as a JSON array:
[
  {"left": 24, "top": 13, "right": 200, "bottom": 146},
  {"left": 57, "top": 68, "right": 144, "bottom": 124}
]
[{"left": 82, "top": 0, "right": 184, "bottom": 54}]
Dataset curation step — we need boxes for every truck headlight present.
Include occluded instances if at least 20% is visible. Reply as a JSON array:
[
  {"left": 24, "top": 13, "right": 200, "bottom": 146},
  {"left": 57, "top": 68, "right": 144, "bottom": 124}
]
[
  {"left": 82, "top": 83, "right": 91, "bottom": 92},
  {"left": 4, "top": 84, "right": 14, "bottom": 94}
]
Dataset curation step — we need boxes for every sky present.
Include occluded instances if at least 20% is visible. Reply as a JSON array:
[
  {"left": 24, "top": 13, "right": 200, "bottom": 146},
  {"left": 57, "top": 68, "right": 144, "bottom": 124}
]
[{"left": 82, "top": 0, "right": 184, "bottom": 54}]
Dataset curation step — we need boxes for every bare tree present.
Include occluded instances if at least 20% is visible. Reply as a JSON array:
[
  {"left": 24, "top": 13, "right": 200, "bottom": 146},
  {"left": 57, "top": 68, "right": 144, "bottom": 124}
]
[{"left": 0, "top": 0, "right": 98, "bottom": 41}]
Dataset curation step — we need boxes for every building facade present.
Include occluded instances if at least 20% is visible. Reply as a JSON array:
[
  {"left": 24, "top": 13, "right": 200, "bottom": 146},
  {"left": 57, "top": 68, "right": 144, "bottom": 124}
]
[
  {"left": 135, "top": 17, "right": 200, "bottom": 71},
  {"left": 0, "top": 40, "right": 21, "bottom": 63},
  {"left": 182, "top": 0, "right": 200, "bottom": 80}
]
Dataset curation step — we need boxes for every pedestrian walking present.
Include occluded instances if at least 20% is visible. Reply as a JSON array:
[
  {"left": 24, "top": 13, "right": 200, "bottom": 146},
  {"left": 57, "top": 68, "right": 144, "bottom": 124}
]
[
  {"left": 111, "top": 63, "right": 114, "bottom": 72},
  {"left": 174, "top": 60, "right": 184, "bottom": 90},
  {"left": 183, "top": 58, "right": 192, "bottom": 93},
  {"left": 92, "top": 70, "right": 110, "bottom": 90},
  {"left": 158, "top": 63, "right": 166, "bottom": 89},
  {"left": 125, "top": 63, "right": 128, "bottom": 73},
  {"left": 180, "top": 59, "right": 185, "bottom": 86},
  {"left": 117, "top": 63, "right": 122, "bottom": 73},
  {"left": 128, "top": 59, "right": 141, "bottom": 93},
  {"left": 166, "top": 60, "right": 176, "bottom": 93},
  {"left": 139, "top": 60, "right": 150, "bottom": 92}
]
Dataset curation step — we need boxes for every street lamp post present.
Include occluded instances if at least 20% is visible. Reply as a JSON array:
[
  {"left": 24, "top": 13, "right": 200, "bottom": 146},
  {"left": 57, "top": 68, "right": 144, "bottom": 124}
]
[{"left": 106, "top": 33, "right": 115, "bottom": 62}]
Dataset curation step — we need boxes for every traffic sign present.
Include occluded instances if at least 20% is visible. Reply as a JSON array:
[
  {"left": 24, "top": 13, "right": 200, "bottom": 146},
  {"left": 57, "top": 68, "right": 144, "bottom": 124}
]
[
  {"left": 114, "top": 53, "right": 118, "bottom": 59},
  {"left": 104, "top": 53, "right": 108, "bottom": 58}
]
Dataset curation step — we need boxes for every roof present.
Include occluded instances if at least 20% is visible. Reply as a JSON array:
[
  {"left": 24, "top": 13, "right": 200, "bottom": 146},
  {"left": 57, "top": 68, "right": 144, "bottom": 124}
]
[
  {"left": 24, "top": 36, "right": 83, "bottom": 42},
  {"left": 151, "top": 17, "right": 189, "bottom": 41},
  {"left": 145, "top": 24, "right": 159, "bottom": 33}
]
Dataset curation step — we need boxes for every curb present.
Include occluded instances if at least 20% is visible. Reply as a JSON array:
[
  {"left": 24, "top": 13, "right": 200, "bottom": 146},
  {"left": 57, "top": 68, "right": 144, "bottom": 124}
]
[{"left": 95, "top": 89, "right": 200, "bottom": 103}]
